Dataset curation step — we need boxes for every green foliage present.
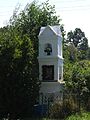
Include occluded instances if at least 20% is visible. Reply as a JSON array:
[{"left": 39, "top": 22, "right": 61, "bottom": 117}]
[
  {"left": 67, "top": 28, "right": 87, "bottom": 48},
  {"left": 0, "top": 0, "right": 62, "bottom": 118},
  {"left": 10, "top": 1, "right": 61, "bottom": 46},
  {"left": 64, "top": 60, "right": 90, "bottom": 110},
  {"left": 86, "top": 47, "right": 90, "bottom": 60},
  {"left": 0, "top": 27, "right": 40, "bottom": 118},
  {"left": 66, "top": 112, "right": 90, "bottom": 120},
  {"left": 64, "top": 27, "right": 90, "bottom": 112},
  {"left": 63, "top": 43, "right": 79, "bottom": 62},
  {"left": 66, "top": 28, "right": 88, "bottom": 60},
  {"left": 49, "top": 98, "right": 78, "bottom": 119}
]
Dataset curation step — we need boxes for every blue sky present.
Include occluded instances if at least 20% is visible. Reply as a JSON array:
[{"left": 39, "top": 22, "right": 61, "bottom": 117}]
[{"left": 0, "top": 0, "right": 90, "bottom": 45}]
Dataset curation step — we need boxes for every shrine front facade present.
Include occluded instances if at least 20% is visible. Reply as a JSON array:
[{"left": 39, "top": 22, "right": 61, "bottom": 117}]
[{"left": 38, "top": 25, "right": 64, "bottom": 96}]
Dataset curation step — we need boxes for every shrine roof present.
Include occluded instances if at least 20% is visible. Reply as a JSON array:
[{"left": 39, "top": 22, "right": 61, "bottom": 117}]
[{"left": 39, "top": 25, "right": 62, "bottom": 36}]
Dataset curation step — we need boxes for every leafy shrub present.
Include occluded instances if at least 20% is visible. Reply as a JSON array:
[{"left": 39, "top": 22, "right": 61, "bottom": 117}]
[
  {"left": 63, "top": 99, "right": 78, "bottom": 115},
  {"left": 49, "top": 101, "right": 63, "bottom": 119},
  {"left": 49, "top": 97, "right": 78, "bottom": 119},
  {"left": 66, "top": 112, "right": 90, "bottom": 120}
]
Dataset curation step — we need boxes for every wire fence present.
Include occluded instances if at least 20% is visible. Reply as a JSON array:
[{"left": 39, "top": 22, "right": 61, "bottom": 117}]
[{"left": 33, "top": 91, "right": 90, "bottom": 118}]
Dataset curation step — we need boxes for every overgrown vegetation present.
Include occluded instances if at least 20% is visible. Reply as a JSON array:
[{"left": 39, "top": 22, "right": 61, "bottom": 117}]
[
  {"left": 0, "top": 0, "right": 90, "bottom": 119},
  {"left": 62, "top": 27, "right": 90, "bottom": 119},
  {"left": 66, "top": 112, "right": 90, "bottom": 120},
  {"left": 0, "top": 1, "right": 62, "bottom": 119},
  {"left": 49, "top": 98, "right": 78, "bottom": 119}
]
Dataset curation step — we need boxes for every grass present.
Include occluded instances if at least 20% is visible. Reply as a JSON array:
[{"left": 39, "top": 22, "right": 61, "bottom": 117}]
[
  {"left": 3, "top": 112, "right": 90, "bottom": 120},
  {"left": 66, "top": 112, "right": 90, "bottom": 120},
  {"left": 41, "top": 112, "right": 90, "bottom": 120}
]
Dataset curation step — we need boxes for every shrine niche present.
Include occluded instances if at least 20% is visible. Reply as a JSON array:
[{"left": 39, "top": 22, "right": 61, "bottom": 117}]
[
  {"left": 42, "top": 65, "right": 54, "bottom": 81},
  {"left": 44, "top": 43, "right": 52, "bottom": 55}
]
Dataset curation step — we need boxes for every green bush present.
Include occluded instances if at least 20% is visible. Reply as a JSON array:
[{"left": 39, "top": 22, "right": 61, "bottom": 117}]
[
  {"left": 63, "top": 99, "right": 78, "bottom": 115},
  {"left": 49, "top": 98, "right": 78, "bottom": 119},
  {"left": 66, "top": 112, "right": 90, "bottom": 120},
  {"left": 49, "top": 102, "right": 63, "bottom": 119}
]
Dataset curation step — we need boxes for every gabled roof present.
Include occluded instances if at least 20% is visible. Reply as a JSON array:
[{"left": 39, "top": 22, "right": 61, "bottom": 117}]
[{"left": 39, "top": 25, "right": 62, "bottom": 37}]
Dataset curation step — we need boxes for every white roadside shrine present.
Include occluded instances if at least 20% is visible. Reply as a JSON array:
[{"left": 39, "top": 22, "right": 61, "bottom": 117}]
[{"left": 38, "top": 25, "right": 64, "bottom": 99}]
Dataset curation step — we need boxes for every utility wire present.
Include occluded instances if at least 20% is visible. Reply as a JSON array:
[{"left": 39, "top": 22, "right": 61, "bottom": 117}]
[
  {"left": 56, "top": 5, "right": 90, "bottom": 11},
  {"left": 0, "top": 0, "right": 90, "bottom": 16},
  {"left": 49, "top": 0, "right": 89, "bottom": 3}
]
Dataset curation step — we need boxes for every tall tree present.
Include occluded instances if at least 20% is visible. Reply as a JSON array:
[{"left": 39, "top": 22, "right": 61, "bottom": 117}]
[
  {"left": 0, "top": 27, "right": 38, "bottom": 118},
  {"left": 67, "top": 28, "right": 86, "bottom": 47},
  {"left": 10, "top": 1, "right": 61, "bottom": 49},
  {"left": 67, "top": 28, "right": 88, "bottom": 60},
  {"left": 0, "top": 1, "right": 63, "bottom": 118}
]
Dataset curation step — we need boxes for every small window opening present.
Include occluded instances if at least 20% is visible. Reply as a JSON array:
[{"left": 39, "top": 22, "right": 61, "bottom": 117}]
[{"left": 44, "top": 43, "right": 52, "bottom": 55}]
